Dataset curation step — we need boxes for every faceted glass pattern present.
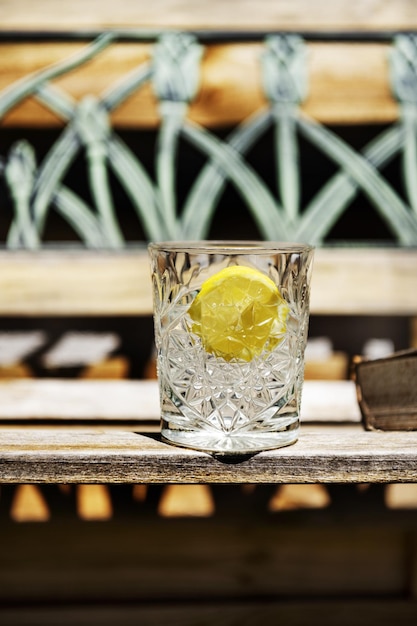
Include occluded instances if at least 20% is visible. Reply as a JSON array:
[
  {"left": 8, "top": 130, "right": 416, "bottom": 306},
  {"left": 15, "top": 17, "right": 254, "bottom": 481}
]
[{"left": 149, "top": 242, "right": 314, "bottom": 455}]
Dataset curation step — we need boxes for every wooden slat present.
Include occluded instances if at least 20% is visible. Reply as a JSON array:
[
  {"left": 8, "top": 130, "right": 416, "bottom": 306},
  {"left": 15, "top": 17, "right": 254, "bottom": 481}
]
[
  {"left": 0, "top": 0, "right": 415, "bottom": 31},
  {"left": 309, "top": 247, "right": 417, "bottom": 315},
  {"left": 1, "top": 2, "right": 414, "bottom": 125},
  {"left": 0, "top": 379, "right": 362, "bottom": 423},
  {"left": 0, "top": 379, "right": 160, "bottom": 422},
  {"left": 0, "top": 519, "right": 408, "bottom": 603},
  {"left": 2, "top": 601, "right": 417, "bottom": 626},
  {"left": 0, "top": 41, "right": 399, "bottom": 127},
  {"left": 0, "top": 248, "right": 152, "bottom": 316},
  {"left": 1, "top": 423, "right": 417, "bottom": 484},
  {"left": 0, "top": 247, "right": 416, "bottom": 316}
]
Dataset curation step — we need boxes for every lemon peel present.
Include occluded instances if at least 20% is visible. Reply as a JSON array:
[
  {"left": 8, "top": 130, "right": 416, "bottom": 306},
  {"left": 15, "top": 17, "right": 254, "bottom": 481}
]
[{"left": 188, "top": 265, "right": 289, "bottom": 362}]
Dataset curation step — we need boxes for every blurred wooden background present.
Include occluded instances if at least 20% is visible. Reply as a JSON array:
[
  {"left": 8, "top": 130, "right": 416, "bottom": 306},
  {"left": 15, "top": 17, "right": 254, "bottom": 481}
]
[
  {"left": 1, "top": 0, "right": 416, "bottom": 128},
  {"left": 2, "top": 2, "right": 417, "bottom": 624}
]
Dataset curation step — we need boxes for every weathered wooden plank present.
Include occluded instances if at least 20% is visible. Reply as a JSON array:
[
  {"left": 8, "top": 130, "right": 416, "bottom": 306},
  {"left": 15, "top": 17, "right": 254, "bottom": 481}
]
[
  {"left": 2, "top": 1, "right": 413, "bottom": 126},
  {"left": 0, "top": 40, "right": 400, "bottom": 127},
  {"left": 0, "top": 247, "right": 416, "bottom": 316},
  {"left": 0, "top": 248, "right": 152, "bottom": 316},
  {"left": 0, "top": 0, "right": 415, "bottom": 31},
  {"left": 1, "top": 424, "right": 417, "bottom": 484},
  {"left": 0, "top": 379, "right": 361, "bottom": 423},
  {"left": 2, "top": 601, "right": 417, "bottom": 626},
  {"left": 355, "top": 348, "right": 417, "bottom": 431},
  {"left": 0, "top": 519, "right": 407, "bottom": 603},
  {"left": 0, "top": 379, "right": 160, "bottom": 422},
  {"left": 309, "top": 247, "right": 417, "bottom": 315}
]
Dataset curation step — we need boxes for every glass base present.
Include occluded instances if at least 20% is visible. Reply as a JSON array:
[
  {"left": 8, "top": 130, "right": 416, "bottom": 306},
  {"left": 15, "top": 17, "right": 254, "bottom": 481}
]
[{"left": 161, "top": 421, "right": 299, "bottom": 456}]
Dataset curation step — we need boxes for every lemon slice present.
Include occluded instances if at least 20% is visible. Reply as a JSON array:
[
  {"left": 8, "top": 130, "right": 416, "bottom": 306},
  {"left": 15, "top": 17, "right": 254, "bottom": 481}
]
[{"left": 188, "top": 265, "right": 289, "bottom": 362}]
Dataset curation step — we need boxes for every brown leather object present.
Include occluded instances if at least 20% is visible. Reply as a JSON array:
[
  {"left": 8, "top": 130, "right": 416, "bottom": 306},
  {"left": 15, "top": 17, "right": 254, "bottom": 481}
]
[{"left": 354, "top": 349, "right": 417, "bottom": 431}]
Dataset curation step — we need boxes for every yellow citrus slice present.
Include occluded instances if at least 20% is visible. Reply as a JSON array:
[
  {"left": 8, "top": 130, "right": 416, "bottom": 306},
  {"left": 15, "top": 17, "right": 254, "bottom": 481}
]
[{"left": 188, "top": 265, "right": 289, "bottom": 362}]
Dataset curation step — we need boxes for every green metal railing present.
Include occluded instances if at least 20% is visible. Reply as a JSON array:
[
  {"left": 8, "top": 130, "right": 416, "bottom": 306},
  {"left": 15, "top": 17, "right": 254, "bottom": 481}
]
[{"left": 1, "top": 30, "right": 417, "bottom": 248}]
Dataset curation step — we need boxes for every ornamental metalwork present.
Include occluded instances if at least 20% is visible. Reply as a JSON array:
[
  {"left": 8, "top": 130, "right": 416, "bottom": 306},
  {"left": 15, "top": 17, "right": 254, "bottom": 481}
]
[{"left": 1, "top": 31, "right": 417, "bottom": 248}]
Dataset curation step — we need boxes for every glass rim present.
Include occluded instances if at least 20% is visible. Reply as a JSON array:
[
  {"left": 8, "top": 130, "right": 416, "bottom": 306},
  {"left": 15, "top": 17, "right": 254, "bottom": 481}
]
[{"left": 148, "top": 240, "right": 314, "bottom": 254}]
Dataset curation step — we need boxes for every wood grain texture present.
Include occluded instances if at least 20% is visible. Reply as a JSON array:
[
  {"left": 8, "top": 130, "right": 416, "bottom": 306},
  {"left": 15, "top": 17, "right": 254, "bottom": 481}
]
[
  {"left": 0, "top": 248, "right": 152, "bottom": 316},
  {"left": 309, "top": 247, "right": 417, "bottom": 315},
  {"left": 0, "top": 379, "right": 161, "bottom": 422},
  {"left": 1, "top": 424, "right": 417, "bottom": 484},
  {"left": 1, "top": 247, "right": 416, "bottom": 316},
  {"left": 0, "top": 41, "right": 399, "bottom": 127},
  {"left": 0, "top": 519, "right": 407, "bottom": 600},
  {"left": 356, "top": 349, "right": 417, "bottom": 431},
  {"left": 2, "top": 601, "right": 417, "bottom": 626},
  {"left": 0, "top": 0, "right": 415, "bottom": 31},
  {"left": 0, "top": 518, "right": 410, "bottom": 616},
  {"left": 0, "top": 1, "right": 414, "bottom": 126}
]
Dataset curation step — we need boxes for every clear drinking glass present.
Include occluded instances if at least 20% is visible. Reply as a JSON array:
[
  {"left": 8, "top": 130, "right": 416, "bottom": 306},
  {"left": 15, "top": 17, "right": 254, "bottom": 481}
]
[{"left": 149, "top": 241, "right": 314, "bottom": 455}]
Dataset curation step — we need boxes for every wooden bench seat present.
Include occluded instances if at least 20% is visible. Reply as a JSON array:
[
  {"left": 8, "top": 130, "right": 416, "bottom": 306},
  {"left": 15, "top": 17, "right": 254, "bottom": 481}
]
[
  {"left": 1, "top": 246, "right": 417, "bottom": 317},
  {"left": 2, "top": 421, "right": 417, "bottom": 485},
  {"left": 2, "top": 3, "right": 417, "bottom": 621},
  {"left": 0, "top": 373, "right": 415, "bottom": 485},
  {"left": 0, "top": 244, "right": 416, "bottom": 487}
]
